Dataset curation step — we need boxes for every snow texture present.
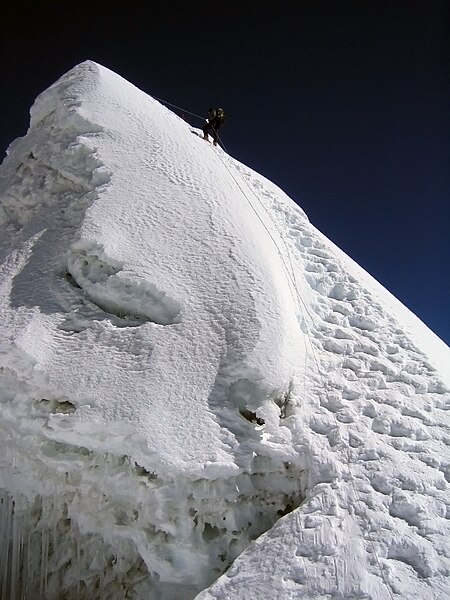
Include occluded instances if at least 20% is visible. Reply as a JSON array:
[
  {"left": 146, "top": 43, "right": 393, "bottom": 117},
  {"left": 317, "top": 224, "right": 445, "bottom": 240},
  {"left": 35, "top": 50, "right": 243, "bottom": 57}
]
[{"left": 0, "top": 61, "right": 449, "bottom": 599}]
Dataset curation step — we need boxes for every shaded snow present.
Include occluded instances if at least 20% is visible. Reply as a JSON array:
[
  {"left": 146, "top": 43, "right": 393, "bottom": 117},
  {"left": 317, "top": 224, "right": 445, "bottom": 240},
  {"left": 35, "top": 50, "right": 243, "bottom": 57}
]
[{"left": 0, "top": 61, "right": 449, "bottom": 599}]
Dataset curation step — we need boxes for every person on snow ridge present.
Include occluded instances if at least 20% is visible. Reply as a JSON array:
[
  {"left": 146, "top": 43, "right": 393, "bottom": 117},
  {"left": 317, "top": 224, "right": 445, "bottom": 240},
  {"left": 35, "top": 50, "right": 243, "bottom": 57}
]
[{"left": 202, "top": 107, "right": 225, "bottom": 146}]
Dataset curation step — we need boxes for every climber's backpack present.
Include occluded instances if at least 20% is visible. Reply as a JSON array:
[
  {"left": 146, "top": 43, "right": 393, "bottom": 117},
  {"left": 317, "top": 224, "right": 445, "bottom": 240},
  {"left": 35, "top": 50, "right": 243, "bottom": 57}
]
[{"left": 216, "top": 108, "right": 225, "bottom": 124}]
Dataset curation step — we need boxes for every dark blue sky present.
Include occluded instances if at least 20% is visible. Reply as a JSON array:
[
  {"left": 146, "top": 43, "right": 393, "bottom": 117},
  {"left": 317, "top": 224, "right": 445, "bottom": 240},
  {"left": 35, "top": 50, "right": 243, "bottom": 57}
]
[{"left": 1, "top": 1, "right": 449, "bottom": 345}]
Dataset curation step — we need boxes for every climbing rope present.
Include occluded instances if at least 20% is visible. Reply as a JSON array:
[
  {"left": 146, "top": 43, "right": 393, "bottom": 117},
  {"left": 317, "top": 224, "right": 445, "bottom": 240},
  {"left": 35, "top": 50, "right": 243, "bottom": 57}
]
[
  {"left": 152, "top": 96, "right": 205, "bottom": 122},
  {"left": 154, "top": 94, "right": 335, "bottom": 404}
]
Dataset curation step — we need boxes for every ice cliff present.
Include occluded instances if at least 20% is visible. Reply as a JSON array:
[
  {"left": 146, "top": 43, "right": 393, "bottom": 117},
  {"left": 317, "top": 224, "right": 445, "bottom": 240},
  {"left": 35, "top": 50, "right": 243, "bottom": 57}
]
[{"left": 0, "top": 61, "right": 449, "bottom": 599}]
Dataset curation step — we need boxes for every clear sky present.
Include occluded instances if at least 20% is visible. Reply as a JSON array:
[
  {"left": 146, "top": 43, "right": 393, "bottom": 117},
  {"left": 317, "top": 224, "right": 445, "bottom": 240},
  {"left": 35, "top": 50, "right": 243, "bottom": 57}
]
[{"left": 1, "top": 1, "right": 449, "bottom": 345}]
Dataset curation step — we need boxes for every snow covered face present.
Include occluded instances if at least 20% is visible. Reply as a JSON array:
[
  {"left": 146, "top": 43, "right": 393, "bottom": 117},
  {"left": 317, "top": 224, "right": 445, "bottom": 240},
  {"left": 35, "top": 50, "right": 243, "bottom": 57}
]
[{"left": 1, "top": 61, "right": 449, "bottom": 599}]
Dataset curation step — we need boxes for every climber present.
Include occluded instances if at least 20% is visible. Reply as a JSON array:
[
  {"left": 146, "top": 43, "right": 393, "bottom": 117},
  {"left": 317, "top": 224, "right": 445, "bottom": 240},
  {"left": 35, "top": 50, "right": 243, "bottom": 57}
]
[{"left": 202, "top": 107, "right": 225, "bottom": 146}]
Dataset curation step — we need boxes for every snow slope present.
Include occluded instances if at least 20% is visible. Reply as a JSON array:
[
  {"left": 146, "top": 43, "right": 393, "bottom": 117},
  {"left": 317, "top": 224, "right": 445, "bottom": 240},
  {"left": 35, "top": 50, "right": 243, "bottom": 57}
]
[{"left": 0, "top": 61, "right": 449, "bottom": 599}]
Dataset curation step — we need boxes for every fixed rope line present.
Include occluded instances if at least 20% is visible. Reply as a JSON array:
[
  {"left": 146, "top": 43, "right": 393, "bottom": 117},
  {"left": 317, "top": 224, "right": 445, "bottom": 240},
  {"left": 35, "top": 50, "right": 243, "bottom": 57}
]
[
  {"left": 152, "top": 96, "right": 205, "bottom": 121},
  {"left": 210, "top": 125, "right": 326, "bottom": 387},
  {"left": 212, "top": 142, "right": 319, "bottom": 426},
  {"left": 152, "top": 96, "right": 316, "bottom": 391},
  {"left": 210, "top": 124, "right": 301, "bottom": 304},
  {"left": 215, "top": 132, "right": 335, "bottom": 394},
  {"left": 174, "top": 104, "right": 337, "bottom": 421},
  {"left": 212, "top": 135, "right": 322, "bottom": 370},
  {"left": 213, "top": 127, "right": 310, "bottom": 318},
  {"left": 211, "top": 127, "right": 323, "bottom": 376}
]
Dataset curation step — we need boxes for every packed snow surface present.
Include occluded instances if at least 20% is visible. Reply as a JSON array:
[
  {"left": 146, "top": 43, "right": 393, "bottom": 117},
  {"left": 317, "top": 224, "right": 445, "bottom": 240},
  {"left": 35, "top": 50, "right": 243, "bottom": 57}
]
[{"left": 0, "top": 61, "right": 449, "bottom": 599}]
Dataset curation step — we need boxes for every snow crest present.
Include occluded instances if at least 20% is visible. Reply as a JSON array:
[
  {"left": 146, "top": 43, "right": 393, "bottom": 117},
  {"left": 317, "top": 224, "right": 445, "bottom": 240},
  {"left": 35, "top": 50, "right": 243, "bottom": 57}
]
[
  {"left": 0, "top": 62, "right": 450, "bottom": 599},
  {"left": 66, "top": 242, "right": 182, "bottom": 325}
]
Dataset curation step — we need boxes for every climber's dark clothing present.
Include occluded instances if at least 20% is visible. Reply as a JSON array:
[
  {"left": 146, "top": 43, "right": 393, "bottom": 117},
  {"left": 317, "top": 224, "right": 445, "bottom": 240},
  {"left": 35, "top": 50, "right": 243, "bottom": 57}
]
[{"left": 202, "top": 108, "right": 225, "bottom": 145}]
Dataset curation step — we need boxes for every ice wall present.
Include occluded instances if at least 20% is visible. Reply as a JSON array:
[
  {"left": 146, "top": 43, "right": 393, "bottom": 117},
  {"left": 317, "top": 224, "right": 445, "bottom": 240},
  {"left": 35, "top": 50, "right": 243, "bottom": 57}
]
[
  {"left": 1, "top": 62, "right": 449, "bottom": 599},
  {"left": 0, "top": 62, "right": 307, "bottom": 598}
]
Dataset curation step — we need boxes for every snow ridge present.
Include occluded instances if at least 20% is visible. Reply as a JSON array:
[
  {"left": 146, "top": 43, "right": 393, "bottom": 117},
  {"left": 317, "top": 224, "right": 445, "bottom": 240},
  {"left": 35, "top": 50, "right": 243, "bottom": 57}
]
[{"left": 0, "top": 61, "right": 449, "bottom": 600}]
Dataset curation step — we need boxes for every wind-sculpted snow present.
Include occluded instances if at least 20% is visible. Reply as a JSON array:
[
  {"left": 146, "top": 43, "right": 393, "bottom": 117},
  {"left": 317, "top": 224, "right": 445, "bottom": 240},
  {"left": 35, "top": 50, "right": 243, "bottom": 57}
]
[
  {"left": 66, "top": 243, "right": 182, "bottom": 325},
  {"left": 0, "top": 61, "right": 450, "bottom": 599}
]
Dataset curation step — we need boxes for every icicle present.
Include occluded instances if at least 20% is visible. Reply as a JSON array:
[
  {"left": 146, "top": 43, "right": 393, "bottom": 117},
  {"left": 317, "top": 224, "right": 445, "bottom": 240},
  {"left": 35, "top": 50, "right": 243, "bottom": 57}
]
[
  {"left": 39, "top": 526, "right": 49, "bottom": 599},
  {"left": 1, "top": 493, "right": 12, "bottom": 600},
  {"left": 18, "top": 519, "right": 25, "bottom": 598},
  {"left": 76, "top": 526, "right": 81, "bottom": 599},
  {"left": 30, "top": 528, "right": 42, "bottom": 596},
  {"left": 10, "top": 498, "right": 19, "bottom": 600},
  {"left": 24, "top": 528, "right": 32, "bottom": 596},
  {"left": 52, "top": 492, "right": 58, "bottom": 594},
  {"left": 21, "top": 526, "right": 30, "bottom": 599}
]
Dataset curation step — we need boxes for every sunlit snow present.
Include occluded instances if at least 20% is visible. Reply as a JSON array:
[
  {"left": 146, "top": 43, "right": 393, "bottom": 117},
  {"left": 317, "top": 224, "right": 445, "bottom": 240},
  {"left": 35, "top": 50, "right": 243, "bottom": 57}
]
[{"left": 0, "top": 61, "right": 449, "bottom": 599}]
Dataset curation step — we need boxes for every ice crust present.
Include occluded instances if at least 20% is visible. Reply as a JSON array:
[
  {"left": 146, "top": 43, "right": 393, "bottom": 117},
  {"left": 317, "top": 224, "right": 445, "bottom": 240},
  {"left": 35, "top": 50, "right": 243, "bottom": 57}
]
[{"left": 0, "top": 62, "right": 450, "bottom": 599}]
